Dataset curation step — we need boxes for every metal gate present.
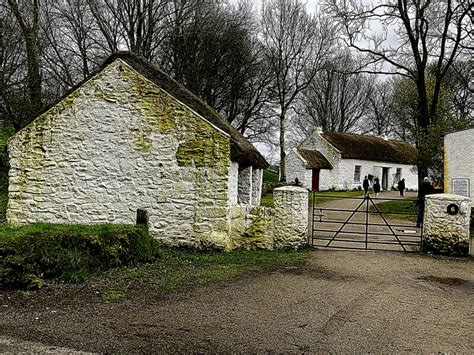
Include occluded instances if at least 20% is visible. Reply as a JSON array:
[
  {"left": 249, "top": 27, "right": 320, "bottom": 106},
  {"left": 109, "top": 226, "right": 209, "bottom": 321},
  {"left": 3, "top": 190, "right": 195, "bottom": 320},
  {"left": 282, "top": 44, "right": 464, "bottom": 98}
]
[{"left": 311, "top": 194, "right": 422, "bottom": 252}]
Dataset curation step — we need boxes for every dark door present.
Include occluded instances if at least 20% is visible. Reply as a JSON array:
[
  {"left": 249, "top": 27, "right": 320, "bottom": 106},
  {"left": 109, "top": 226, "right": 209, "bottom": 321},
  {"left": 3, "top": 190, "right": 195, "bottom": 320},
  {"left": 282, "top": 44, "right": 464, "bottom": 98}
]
[
  {"left": 382, "top": 167, "right": 389, "bottom": 190},
  {"left": 312, "top": 168, "right": 320, "bottom": 192}
]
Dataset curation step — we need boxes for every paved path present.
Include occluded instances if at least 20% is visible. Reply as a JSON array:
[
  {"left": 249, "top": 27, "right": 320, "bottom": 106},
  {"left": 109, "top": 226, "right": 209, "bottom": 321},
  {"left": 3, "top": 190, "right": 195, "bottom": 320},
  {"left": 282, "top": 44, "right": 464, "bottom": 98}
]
[{"left": 1, "top": 250, "right": 472, "bottom": 353}]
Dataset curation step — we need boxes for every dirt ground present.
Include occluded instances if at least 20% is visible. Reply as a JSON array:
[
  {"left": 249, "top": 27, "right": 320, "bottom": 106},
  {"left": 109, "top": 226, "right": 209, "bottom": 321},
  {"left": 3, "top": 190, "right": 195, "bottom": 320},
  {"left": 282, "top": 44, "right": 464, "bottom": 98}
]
[{"left": 1, "top": 249, "right": 472, "bottom": 353}]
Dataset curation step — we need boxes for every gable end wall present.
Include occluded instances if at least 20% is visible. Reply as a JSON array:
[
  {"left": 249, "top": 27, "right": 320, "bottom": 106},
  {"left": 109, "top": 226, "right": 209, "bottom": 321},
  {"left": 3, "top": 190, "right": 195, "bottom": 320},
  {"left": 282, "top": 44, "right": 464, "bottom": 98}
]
[{"left": 7, "top": 60, "right": 232, "bottom": 249}]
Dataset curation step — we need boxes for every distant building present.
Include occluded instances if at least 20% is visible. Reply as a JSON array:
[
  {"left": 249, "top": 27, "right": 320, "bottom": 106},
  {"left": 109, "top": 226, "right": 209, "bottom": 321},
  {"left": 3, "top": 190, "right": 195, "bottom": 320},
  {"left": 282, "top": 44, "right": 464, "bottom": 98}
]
[
  {"left": 444, "top": 127, "right": 474, "bottom": 198},
  {"left": 286, "top": 129, "right": 418, "bottom": 191},
  {"left": 7, "top": 52, "right": 268, "bottom": 249}
]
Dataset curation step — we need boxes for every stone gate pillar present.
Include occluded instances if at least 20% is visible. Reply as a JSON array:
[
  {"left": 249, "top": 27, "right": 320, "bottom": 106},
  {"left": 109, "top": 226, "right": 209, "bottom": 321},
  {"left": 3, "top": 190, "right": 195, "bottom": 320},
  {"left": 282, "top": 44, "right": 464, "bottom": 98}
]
[
  {"left": 424, "top": 194, "right": 471, "bottom": 256},
  {"left": 273, "top": 186, "right": 308, "bottom": 249}
]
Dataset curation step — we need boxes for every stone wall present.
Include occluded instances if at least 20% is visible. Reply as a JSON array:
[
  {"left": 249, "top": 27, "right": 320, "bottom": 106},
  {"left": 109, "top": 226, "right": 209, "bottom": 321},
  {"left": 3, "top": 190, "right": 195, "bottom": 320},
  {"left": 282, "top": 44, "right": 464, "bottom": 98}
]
[
  {"left": 251, "top": 168, "right": 263, "bottom": 206},
  {"left": 229, "top": 186, "right": 308, "bottom": 250},
  {"left": 273, "top": 186, "right": 308, "bottom": 249},
  {"left": 286, "top": 149, "right": 308, "bottom": 187},
  {"left": 237, "top": 166, "right": 252, "bottom": 205},
  {"left": 7, "top": 59, "right": 232, "bottom": 249},
  {"left": 423, "top": 194, "right": 471, "bottom": 256},
  {"left": 228, "top": 161, "right": 239, "bottom": 205}
]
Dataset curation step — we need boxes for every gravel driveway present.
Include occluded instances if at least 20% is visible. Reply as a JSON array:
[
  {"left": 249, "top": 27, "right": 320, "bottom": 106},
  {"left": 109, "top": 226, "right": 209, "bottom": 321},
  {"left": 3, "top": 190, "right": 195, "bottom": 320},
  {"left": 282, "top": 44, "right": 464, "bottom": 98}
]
[{"left": 1, "top": 249, "right": 472, "bottom": 353}]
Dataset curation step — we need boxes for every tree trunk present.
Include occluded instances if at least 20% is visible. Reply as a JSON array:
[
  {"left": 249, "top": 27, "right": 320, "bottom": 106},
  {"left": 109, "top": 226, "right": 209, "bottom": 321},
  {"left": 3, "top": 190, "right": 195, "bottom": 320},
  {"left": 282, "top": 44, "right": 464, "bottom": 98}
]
[
  {"left": 25, "top": 35, "right": 42, "bottom": 114},
  {"left": 279, "top": 110, "right": 286, "bottom": 182}
]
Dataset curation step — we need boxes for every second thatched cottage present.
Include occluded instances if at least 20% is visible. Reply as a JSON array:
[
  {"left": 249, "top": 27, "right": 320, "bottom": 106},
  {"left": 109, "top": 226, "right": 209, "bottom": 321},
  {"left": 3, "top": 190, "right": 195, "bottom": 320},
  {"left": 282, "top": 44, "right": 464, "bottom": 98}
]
[
  {"left": 7, "top": 52, "right": 269, "bottom": 249},
  {"left": 287, "top": 129, "right": 418, "bottom": 191}
]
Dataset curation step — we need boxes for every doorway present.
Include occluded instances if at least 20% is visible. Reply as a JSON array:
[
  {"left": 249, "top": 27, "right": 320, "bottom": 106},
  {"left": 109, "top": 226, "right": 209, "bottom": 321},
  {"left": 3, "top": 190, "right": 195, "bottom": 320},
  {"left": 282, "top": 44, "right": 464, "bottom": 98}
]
[
  {"left": 382, "top": 168, "right": 389, "bottom": 190},
  {"left": 312, "top": 168, "right": 320, "bottom": 192}
]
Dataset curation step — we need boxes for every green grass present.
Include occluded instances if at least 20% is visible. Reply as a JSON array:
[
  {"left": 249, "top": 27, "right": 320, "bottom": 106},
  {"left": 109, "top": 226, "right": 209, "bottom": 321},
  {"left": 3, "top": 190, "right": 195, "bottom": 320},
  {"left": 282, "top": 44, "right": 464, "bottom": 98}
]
[
  {"left": 0, "top": 169, "right": 8, "bottom": 218},
  {"left": 260, "top": 190, "right": 365, "bottom": 208},
  {"left": 371, "top": 199, "right": 418, "bottom": 222},
  {"left": 0, "top": 223, "right": 158, "bottom": 289},
  {"left": 0, "top": 222, "right": 310, "bottom": 292},
  {"left": 263, "top": 169, "right": 279, "bottom": 183},
  {"left": 96, "top": 248, "right": 309, "bottom": 296}
]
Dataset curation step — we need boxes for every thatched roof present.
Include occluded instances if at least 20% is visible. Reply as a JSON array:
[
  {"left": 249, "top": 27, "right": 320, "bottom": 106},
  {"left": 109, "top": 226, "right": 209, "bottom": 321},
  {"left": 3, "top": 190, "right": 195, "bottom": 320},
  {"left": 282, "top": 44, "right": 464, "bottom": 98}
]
[
  {"left": 104, "top": 52, "right": 268, "bottom": 169},
  {"left": 297, "top": 149, "right": 333, "bottom": 169},
  {"left": 321, "top": 132, "right": 416, "bottom": 165},
  {"left": 22, "top": 52, "right": 268, "bottom": 169}
]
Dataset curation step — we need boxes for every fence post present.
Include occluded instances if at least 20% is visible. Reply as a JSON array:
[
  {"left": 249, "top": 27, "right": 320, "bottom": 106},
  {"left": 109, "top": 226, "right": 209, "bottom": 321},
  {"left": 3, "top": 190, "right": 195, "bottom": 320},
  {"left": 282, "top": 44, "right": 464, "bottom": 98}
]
[
  {"left": 423, "top": 194, "right": 471, "bottom": 256},
  {"left": 273, "top": 186, "right": 308, "bottom": 249}
]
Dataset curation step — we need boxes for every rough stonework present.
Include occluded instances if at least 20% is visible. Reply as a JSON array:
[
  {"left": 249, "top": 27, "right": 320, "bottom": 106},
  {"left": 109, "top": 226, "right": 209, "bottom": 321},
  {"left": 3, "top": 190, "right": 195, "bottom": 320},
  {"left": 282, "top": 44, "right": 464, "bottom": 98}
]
[
  {"left": 229, "top": 187, "right": 309, "bottom": 250},
  {"left": 273, "top": 186, "right": 308, "bottom": 249},
  {"left": 229, "top": 206, "right": 274, "bottom": 250},
  {"left": 238, "top": 166, "right": 252, "bottom": 205},
  {"left": 423, "top": 194, "right": 471, "bottom": 256},
  {"left": 6, "top": 53, "right": 275, "bottom": 251},
  {"left": 7, "top": 60, "right": 232, "bottom": 248}
]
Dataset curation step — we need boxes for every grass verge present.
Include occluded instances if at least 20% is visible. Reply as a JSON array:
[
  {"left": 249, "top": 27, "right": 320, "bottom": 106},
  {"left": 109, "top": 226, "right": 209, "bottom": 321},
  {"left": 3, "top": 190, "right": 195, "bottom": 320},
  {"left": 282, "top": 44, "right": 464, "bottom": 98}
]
[
  {"left": 0, "top": 224, "right": 158, "bottom": 289},
  {"left": 94, "top": 247, "right": 310, "bottom": 299},
  {"left": 371, "top": 199, "right": 418, "bottom": 222},
  {"left": 261, "top": 190, "right": 365, "bottom": 208}
]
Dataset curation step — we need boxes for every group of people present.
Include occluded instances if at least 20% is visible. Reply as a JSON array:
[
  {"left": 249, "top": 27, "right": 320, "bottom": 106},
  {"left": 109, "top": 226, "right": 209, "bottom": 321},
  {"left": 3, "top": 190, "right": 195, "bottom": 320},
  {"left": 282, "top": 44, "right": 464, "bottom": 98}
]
[
  {"left": 362, "top": 175, "right": 381, "bottom": 197},
  {"left": 362, "top": 176, "right": 407, "bottom": 198},
  {"left": 363, "top": 175, "right": 433, "bottom": 228}
]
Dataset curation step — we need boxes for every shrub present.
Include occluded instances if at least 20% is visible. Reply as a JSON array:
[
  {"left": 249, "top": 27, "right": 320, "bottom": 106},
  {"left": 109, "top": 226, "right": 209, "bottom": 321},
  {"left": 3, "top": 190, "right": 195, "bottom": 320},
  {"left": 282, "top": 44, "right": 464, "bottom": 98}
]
[{"left": 0, "top": 224, "right": 159, "bottom": 289}]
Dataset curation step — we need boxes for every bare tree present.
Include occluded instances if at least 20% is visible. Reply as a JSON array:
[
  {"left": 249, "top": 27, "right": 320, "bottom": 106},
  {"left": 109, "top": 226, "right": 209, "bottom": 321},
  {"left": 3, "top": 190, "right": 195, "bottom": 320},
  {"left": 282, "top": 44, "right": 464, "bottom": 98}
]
[
  {"left": 294, "top": 51, "right": 374, "bottom": 138},
  {"left": 160, "top": 1, "right": 274, "bottom": 139},
  {"left": 261, "top": 0, "right": 335, "bottom": 182},
  {"left": 87, "top": 0, "right": 170, "bottom": 60},
  {"left": 363, "top": 79, "right": 393, "bottom": 136},
  {"left": 326, "top": 0, "right": 473, "bottom": 182},
  {"left": 0, "top": 5, "right": 29, "bottom": 130},
  {"left": 6, "top": 0, "right": 42, "bottom": 115}
]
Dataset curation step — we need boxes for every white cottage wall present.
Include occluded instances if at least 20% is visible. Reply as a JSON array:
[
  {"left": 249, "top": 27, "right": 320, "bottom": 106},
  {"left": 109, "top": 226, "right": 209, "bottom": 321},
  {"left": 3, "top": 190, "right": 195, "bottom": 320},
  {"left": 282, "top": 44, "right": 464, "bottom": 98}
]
[
  {"left": 238, "top": 166, "right": 253, "bottom": 205},
  {"left": 251, "top": 168, "right": 263, "bottom": 206},
  {"left": 7, "top": 60, "right": 232, "bottom": 249},
  {"left": 228, "top": 161, "right": 239, "bottom": 205},
  {"left": 337, "top": 159, "right": 418, "bottom": 191},
  {"left": 444, "top": 128, "right": 474, "bottom": 198},
  {"left": 286, "top": 150, "right": 307, "bottom": 187}
]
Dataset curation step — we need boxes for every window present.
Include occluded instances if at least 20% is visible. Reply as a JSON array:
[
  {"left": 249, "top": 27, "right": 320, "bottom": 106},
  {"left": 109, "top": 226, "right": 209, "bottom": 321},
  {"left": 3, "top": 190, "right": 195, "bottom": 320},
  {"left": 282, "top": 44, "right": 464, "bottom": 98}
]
[
  {"left": 396, "top": 168, "right": 402, "bottom": 181},
  {"left": 354, "top": 165, "right": 361, "bottom": 182}
]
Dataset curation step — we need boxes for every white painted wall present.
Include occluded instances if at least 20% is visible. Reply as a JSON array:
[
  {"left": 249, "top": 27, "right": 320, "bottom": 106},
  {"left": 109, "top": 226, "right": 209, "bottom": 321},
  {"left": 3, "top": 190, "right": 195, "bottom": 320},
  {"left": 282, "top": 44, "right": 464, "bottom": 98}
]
[
  {"left": 338, "top": 159, "right": 418, "bottom": 191},
  {"left": 444, "top": 128, "right": 474, "bottom": 198},
  {"left": 286, "top": 149, "right": 307, "bottom": 186},
  {"left": 251, "top": 168, "right": 263, "bottom": 206},
  {"left": 287, "top": 130, "right": 418, "bottom": 191},
  {"left": 7, "top": 60, "right": 233, "bottom": 249},
  {"left": 238, "top": 166, "right": 252, "bottom": 205},
  {"left": 228, "top": 161, "right": 239, "bottom": 205}
]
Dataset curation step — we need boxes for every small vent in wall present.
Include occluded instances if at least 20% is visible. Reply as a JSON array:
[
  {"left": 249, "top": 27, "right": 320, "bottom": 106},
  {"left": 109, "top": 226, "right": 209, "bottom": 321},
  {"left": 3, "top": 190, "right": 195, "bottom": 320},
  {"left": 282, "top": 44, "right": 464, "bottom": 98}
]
[{"left": 136, "top": 209, "right": 148, "bottom": 227}]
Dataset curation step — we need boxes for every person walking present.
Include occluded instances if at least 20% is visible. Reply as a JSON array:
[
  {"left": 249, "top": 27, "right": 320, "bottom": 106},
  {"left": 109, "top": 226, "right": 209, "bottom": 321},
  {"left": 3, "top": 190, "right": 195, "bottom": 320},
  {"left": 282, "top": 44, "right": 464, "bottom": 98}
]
[
  {"left": 373, "top": 177, "right": 381, "bottom": 197},
  {"left": 416, "top": 177, "right": 434, "bottom": 228},
  {"left": 362, "top": 176, "right": 369, "bottom": 197},
  {"left": 397, "top": 178, "right": 406, "bottom": 197}
]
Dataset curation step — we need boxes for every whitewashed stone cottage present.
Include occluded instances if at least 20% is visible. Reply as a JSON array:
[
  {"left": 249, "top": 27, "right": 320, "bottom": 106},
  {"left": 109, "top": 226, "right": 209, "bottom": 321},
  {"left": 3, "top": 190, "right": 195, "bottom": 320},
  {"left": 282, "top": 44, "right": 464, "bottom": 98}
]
[
  {"left": 444, "top": 127, "right": 473, "bottom": 198},
  {"left": 287, "top": 129, "right": 418, "bottom": 191},
  {"left": 7, "top": 52, "right": 268, "bottom": 249}
]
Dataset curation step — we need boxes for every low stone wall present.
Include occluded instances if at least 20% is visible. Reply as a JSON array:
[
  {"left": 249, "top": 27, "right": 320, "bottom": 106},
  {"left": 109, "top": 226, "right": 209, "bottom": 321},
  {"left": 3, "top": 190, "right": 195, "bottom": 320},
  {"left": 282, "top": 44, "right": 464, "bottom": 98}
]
[
  {"left": 229, "top": 186, "right": 308, "bottom": 250},
  {"left": 423, "top": 194, "right": 471, "bottom": 256}
]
